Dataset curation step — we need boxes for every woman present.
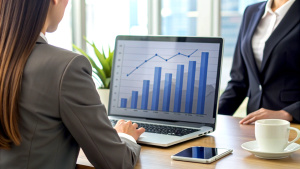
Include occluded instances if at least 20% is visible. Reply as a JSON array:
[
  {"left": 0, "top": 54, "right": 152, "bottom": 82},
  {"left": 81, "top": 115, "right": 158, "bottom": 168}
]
[
  {"left": 0, "top": 0, "right": 145, "bottom": 168},
  {"left": 219, "top": 0, "right": 300, "bottom": 124}
]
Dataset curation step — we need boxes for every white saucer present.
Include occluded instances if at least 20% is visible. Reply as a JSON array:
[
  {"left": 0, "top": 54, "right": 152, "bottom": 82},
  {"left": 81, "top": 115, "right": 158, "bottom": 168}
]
[{"left": 241, "top": 140, "right": 300, "bottom": 159}]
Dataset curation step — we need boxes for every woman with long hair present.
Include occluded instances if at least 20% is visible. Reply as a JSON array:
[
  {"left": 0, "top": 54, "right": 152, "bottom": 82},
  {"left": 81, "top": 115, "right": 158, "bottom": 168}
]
[{"left": 0, "top": 0, "right": 144, "bottom": 168}]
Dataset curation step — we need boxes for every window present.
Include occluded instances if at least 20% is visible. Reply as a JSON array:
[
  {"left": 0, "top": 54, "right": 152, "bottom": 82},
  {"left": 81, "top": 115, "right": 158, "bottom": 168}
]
[
  {"left": 160, "top": 0, "right": 219, "bottom": 37},
  {"left": 220, "top": 0, "right": 262, "bottom": 116},
  {"left": 161, "top": 0, "right": 197, "bottom": 36},
  {"left": 82, "top": 0, "right": 148, "bottom": 88},
  {"left": 221, "top": 0, "right": 262, "bottom": 89},
  {"left": 85, "top": 0, "right": 148, "bottom": 51}
]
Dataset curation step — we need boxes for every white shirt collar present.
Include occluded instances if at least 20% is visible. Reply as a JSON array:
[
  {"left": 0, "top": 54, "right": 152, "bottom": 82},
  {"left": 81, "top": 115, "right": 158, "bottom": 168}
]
[
  {"left": 39, "top": 32, "right": 48, "bottom": 43},
  {"left": 262, "top": 0, "right": 296, "bottom": 18}
]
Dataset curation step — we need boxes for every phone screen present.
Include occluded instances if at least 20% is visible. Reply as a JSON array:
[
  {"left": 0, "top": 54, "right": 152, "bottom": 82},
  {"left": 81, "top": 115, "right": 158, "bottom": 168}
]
[{"left": 173, "top": 147, "right": 228, "bottom": 159}]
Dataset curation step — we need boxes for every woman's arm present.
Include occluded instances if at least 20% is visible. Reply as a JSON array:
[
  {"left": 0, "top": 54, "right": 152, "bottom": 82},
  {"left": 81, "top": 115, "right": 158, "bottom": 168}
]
[
  {"left": 218, "top": 7, "right": 250, "bottom": 116},
  {"left": 59, "top": 55, "right": 141, "bottom": 169}
]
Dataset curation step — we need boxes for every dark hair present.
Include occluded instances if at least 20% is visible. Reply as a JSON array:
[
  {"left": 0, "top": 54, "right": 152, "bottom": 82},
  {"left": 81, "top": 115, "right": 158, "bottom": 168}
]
[{"left": 0, "top": 0, "right": 51, "bottom": 149}]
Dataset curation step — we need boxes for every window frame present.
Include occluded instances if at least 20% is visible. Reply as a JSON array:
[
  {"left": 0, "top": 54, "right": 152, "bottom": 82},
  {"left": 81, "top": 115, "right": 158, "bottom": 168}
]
[{"left": 71, "top": 0, "right": 87, "bottom": 51}]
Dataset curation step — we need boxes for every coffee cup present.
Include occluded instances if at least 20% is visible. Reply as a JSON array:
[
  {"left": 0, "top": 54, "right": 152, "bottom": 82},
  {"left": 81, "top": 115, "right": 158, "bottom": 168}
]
[{"left": 255, "top": 119, "right": 300, "bottom": 152}]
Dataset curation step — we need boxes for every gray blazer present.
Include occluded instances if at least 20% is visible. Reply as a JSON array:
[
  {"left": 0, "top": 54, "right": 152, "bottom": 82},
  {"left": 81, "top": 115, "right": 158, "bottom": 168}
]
[{"left": 0, "top": 37, "right": 141, "bottom": 169}]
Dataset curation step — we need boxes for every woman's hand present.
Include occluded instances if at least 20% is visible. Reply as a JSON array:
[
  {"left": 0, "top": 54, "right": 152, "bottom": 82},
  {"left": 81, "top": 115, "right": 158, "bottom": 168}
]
[
  {"left": 239, "top": 108, "right": 293, "bottom": 125},
  {"left": 114, "top": 120, "right": 145, "bottom": 140}
]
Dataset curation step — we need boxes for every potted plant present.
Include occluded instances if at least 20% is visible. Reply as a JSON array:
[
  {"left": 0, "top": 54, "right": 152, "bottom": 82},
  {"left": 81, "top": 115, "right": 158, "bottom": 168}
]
[{"left": 73, "top": 38, "right": 113, "bottom": 109}]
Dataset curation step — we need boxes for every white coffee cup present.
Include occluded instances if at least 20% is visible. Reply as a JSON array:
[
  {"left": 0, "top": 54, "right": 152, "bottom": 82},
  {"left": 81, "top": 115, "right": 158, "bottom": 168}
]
[{"left": 255, "top": 119, "right": 300, "bottom": 152}]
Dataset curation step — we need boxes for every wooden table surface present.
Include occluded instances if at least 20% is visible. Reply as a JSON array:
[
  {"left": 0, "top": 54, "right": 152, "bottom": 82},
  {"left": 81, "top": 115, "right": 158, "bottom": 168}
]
[{"left": 76, "top": 115, "right": 300, "bottom": 169}]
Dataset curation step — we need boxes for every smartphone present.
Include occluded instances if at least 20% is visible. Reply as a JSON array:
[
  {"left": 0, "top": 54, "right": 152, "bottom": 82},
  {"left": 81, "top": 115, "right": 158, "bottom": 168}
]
[{"left": 171, "top": 146, "right": 233, "bottom": 163}]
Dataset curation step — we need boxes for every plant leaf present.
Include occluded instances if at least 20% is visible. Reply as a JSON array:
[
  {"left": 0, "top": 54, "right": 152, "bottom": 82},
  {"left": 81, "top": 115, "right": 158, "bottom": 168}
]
[
  {"left": 94, "top": 69, "right": 107, "bottom": 87},
  {"left": 82, "top": 37, "right": 110, "bottom": 77},
  {"left": 91, "top": 72, "right": 102, "bottom": 87},
  {"left": 102, "top": 47, "right": 107, "bottom": 59},
  {"left": 72, "top": 44, "right": 89, "bottom": 58},
  {"left": 104, "top": 77, "right": 111, "bottom": 88},
  {"left": 83, "top": 36, "right": 93, "bottom": 46},
  {"left": 73, "top": 44, "right": 107, "bottom": 85},
  {"left": 90, "top": 42, "right": 111, "bottom": 77},
  {"left": 107, "top": 49, "right": 114, "bottom": 69},
  {"left": 73, "top": 40, "right": 113, "bottom": 89}
]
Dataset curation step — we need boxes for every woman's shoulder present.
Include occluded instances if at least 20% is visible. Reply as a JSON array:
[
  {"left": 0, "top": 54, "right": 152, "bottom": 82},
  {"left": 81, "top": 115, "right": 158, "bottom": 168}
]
[
  {"left": 25, "top": 41, "right": 90, "bottom": 80},
  {"left": 33, "top": 41, "right": 81, "bottom": 63},
  {"left": 30, "top": 39, "right": 91, "bottom": 70}
]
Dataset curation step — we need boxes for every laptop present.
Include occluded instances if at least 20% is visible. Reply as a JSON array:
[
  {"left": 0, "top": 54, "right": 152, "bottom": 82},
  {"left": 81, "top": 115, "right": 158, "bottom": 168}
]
[{"left": 108, "top": 35, "right": 223, "bottom": 147}]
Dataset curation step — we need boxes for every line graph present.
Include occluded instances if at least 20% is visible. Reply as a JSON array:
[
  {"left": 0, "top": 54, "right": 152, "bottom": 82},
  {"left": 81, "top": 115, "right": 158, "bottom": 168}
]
[{"left": 126, "top": 49, "right": 198, "bottom": 76}]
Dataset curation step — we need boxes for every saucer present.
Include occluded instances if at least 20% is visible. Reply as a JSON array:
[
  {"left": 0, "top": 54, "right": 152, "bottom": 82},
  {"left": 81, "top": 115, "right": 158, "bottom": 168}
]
[{"left": 241, "top": 140, "right": 300, "bottom": 159}]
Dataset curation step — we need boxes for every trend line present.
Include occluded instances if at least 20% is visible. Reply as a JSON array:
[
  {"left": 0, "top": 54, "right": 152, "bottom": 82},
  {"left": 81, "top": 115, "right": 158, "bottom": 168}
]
[{"left": 126, "top": 49, "right": 198, "bottom": 76}]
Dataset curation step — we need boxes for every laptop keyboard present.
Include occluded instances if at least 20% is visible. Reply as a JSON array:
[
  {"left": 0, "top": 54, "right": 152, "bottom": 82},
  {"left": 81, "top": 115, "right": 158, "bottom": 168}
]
[{"left": 110, "top": 119, "right": 200, "bottom": 136}]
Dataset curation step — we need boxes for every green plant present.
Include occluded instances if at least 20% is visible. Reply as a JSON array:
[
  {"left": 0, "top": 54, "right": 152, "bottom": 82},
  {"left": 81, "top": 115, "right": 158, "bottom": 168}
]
[{"left": 73, "top": 38, "right": 114, "bottom": 89}]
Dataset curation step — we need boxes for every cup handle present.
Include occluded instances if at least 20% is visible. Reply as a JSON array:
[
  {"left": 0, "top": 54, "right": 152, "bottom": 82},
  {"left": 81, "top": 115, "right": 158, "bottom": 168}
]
[{"left": 288, "top": 127, "right": 300, "bottom": 145}]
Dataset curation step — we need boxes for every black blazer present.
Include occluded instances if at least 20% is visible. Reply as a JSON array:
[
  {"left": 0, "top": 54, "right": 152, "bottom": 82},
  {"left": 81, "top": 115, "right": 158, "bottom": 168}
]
[{"left": 219, "top": 1, "right": 300, "bottom": 122}]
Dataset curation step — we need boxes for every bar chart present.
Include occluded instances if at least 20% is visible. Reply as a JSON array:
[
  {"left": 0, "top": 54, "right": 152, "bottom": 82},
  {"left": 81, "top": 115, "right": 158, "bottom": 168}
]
[
  {"left": 118, "top": 47, "right": 210, "bottom": 114},
  {"left": 109, "top": 39, "right": 220, "bottom": 123}
]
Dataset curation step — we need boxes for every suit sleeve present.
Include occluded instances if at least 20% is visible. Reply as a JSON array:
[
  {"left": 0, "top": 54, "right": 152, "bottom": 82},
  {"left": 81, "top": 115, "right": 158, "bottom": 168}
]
[
  {"left": 218, "top": 7, "right": 250, "bottom": 116},
  {"left": 283, "top": 102, "right": 300, "bottom": 123},
  {"left": 59, "top": 55, "right": 141, "bottom": 169}
]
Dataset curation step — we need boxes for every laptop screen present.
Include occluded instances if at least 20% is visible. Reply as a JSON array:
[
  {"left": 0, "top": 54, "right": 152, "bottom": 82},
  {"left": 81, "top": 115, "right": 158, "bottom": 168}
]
[{"left": 108, "top": 36, "right": 223, "bottom": 124}]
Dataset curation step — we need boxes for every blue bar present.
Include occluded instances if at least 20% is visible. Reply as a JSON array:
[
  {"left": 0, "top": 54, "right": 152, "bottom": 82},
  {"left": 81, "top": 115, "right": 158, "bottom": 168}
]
[
  {"left": 185, "top": 61, "right": 196, "bottom": 113},
  {"left": 120, "top": 98, "right": 127, "bottom": 108},
  {"left": 173, "top": 65, "right": 184, "bottom": 112},
  {"left": 162, "top": 73, "right": 172, "bottom": 111},
  {"left": 141, "top": 80, "right": 150, "bottom": 110},
  {"left": 151, "top": 67, "right": 162, "bottom": 111},
  {"left": 197, "top": 52, "right": 209, "bottom": 114},
  {"left": 131, "top": 91, "right": 138, "bottom": 109}
]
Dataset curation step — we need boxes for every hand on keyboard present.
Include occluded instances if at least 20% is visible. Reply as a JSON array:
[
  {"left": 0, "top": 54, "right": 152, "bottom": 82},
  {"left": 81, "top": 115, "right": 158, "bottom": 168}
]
[
  {"left": 114, "top": 119, "right": 145, "bottom": 141},
  {"left": 111, "top": 119, "right": 199, "bottom": 137}
]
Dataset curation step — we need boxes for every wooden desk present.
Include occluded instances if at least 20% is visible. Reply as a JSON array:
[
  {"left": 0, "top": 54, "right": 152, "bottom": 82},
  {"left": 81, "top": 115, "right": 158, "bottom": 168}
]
[{"left": 76, "top": 115, "right": 300, "bottom": 169}]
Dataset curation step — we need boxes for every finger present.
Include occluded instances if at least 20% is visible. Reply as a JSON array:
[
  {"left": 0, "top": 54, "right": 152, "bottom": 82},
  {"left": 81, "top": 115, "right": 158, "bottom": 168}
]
[
  {"left": 132, "top": 123, "right": 138, "bottom": 128},
  {"left": 137, "top": 127, "right": 146, "bottom": 135},
  {"left": 239, "top": 118, "right": 246, "bottom": 124},
  {"left": 240, "top": 108, "right": 263, "bottom": 124},
  {"left": 126, "top": 120, "right": 132, "bottom": 124},
  {"left": 240, "top": 113, "right": 254, "bottom": 124},
  {"left": 240, "top": 108, "right": 270, "bottom": 124},
  {"left": 116, "top": 119, "right": 125, "bottom": 125},
  {"left": 243, "top": 116, "right": 257, "bottom": 125},
  {"left": 252, "top": 109, "right": 264, "bottom": 115},
  {"left": 258, "top": 108, "right": 265, "bottom": 112}
]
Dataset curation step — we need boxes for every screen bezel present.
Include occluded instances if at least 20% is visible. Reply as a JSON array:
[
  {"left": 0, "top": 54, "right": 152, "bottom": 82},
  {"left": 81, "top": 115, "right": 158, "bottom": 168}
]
[{"left": 108, "top": 35, "right": 223, "bottom": 131}]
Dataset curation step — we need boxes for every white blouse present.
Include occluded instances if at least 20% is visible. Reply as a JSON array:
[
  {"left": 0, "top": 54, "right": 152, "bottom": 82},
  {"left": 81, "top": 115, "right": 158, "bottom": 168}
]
[
  {"left": 40, "top": 32, "right": 48, "bottom": 43},
  {"left": 251, "top": 0, "right": 295, "bottom": 70}
]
